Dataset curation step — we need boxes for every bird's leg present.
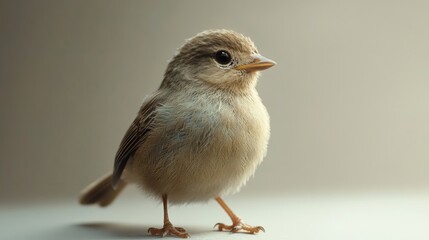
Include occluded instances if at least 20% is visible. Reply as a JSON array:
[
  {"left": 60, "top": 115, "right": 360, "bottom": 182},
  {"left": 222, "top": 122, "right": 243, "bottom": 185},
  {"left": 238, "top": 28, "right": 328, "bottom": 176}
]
[
  {"left": 214, "top": 197, "right": 265, "bottom": 234},
  {"left": 148, "top": 194, "right": 190, "bottom": 238}
]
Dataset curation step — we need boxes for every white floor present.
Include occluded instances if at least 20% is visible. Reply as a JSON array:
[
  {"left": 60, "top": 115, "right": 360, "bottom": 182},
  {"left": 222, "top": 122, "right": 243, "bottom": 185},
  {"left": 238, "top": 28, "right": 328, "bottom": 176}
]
[{"left": 1, "top": 192, "right": 429, "bottom": 240}]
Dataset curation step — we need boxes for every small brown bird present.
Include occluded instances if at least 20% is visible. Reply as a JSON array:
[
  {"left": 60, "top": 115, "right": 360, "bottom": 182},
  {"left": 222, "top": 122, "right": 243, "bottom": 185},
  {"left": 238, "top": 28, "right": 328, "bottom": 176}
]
[{"left": 79, "top": 29, "right": 275, "bottom": 238}]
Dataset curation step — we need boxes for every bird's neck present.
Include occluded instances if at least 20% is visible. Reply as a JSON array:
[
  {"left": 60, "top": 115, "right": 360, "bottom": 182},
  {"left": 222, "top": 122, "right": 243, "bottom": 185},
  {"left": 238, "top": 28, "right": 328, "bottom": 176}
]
[{"left": 160, "top": 67, "right": 259, "bottom": 96}]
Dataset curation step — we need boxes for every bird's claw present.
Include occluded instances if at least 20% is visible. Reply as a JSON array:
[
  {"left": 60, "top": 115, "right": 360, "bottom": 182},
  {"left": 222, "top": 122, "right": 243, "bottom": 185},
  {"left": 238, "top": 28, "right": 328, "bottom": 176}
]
[
  {"left": 214, "top": 221, "right": 265, "bottom": 234},
  {"left": 148, "top": 222, "right": 190, "bottom": 238}
]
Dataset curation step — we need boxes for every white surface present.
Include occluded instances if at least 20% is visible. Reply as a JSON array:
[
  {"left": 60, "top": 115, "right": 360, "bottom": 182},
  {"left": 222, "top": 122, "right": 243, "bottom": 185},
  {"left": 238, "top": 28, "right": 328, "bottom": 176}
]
[{"left": 1, "top": 192, "right": 428, "bottom": 240}]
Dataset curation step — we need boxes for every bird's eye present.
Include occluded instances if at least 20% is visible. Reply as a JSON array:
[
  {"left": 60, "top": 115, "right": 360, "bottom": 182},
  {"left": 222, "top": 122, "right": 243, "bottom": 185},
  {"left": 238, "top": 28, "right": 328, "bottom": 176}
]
[{"left": 214, "top": 50, "right": 232, "bottom": 65}]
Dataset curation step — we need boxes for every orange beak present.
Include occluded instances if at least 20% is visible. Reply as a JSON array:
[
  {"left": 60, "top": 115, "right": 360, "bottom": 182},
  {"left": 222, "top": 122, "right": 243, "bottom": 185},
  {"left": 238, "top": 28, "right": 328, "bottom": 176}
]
[{"left": 234, "top": 54, "right": 276, "bottom": 72}]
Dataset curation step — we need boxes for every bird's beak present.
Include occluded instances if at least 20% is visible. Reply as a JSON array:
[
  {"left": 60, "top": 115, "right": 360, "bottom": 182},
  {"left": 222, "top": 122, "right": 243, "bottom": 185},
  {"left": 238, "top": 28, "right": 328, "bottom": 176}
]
[{"left": 234, "top": 54, "right": 276, "bottom": 72}]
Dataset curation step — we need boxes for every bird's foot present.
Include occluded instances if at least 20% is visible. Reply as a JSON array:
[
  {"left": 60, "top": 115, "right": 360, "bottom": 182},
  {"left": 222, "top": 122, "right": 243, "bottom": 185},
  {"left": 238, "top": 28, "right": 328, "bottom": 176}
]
[
  {"left": 214, "top": 219, "right": 265, "bottom": 234},
  {"left": 148, "top": 221, "right": 190, "bottom": 238}
]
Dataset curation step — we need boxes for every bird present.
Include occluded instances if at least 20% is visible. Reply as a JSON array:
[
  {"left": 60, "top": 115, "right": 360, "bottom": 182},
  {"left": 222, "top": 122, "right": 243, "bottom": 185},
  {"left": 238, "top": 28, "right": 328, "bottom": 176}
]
[{"left": 79, "top": 29, "right": 276, "bottom": 238}]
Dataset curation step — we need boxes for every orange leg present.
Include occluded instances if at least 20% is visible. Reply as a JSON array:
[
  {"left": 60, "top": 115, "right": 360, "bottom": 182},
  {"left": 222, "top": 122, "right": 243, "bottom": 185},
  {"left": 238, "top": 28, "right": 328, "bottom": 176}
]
[
  {"left": 214, "top": 197, "right": 265, "bottom": 234},
  {"left": 148, "top": 194, "right": 190, "bottom": 238}
]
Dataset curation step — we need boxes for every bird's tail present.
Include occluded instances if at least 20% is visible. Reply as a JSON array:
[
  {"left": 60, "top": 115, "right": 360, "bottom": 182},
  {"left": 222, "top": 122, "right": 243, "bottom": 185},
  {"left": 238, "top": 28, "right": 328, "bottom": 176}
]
[{"left": 79, "top": 173, "right": 127, "bottom": 207}]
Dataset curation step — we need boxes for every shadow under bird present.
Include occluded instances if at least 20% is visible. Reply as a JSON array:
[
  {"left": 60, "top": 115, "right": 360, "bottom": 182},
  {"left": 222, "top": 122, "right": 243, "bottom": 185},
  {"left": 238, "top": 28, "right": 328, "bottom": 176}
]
[{"left": 79, "top": 29, "right": 276, "bottom": 238}]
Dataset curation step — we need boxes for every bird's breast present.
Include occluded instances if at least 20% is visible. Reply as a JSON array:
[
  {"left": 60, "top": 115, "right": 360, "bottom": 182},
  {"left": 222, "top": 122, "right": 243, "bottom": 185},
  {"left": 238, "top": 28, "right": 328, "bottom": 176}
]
[
  {"left": 130, "top": 91, "right": 270, "bottom": 202},
  {"left": 172, "top": 93, "right": 270, "bottom": 163}
]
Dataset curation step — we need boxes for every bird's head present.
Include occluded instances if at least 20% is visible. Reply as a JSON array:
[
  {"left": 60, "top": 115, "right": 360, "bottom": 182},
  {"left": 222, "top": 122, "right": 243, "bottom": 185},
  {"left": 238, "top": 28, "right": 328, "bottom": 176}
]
[{"left": 162, "top": 29, "right": 276, "bottom": 91}]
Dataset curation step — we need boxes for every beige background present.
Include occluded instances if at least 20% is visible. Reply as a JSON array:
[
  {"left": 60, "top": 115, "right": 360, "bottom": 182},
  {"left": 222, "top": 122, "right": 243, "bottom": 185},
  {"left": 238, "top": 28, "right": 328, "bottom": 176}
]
[{"left": 1, "top": 0, "right": 429, "bottom": 203}]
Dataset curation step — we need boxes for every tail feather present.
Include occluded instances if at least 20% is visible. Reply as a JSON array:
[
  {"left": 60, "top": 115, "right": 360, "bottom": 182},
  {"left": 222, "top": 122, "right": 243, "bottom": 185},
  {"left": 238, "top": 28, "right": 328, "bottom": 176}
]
[{"left": 79, "top": 173, "right": 127, "bottom": 207}]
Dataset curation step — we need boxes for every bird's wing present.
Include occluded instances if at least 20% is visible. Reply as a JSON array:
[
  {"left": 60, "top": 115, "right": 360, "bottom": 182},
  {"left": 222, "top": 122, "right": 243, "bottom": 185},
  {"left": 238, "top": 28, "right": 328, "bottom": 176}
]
[{"left": 112, "top": 92, "right": 162, "bottom": 186}]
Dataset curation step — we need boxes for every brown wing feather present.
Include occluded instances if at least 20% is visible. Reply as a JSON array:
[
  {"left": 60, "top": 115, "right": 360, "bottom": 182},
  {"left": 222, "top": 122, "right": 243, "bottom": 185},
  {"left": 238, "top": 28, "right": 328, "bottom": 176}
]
[{"left": 112, "top": 93, "right": 162, "bottom": 186}]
